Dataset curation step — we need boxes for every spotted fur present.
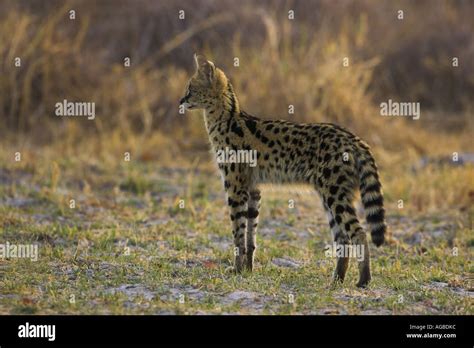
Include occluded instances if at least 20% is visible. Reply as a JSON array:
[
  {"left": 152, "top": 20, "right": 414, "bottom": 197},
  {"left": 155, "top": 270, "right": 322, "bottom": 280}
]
[{"left": 180, "top": 54, "right": 387, "bottom": 287}]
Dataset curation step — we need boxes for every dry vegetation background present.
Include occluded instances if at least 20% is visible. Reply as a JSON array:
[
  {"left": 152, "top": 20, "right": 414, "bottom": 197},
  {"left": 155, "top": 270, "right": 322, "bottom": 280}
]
[
  {"left": 0, "top": 0, "right": 472, "bottom": 314},
  {"left": 1, "top": 0, "right": 473, "bottom": 152}
]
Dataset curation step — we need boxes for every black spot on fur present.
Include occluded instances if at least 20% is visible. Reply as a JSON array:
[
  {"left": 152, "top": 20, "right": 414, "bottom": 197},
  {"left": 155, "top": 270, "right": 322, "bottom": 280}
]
[
  {"left": 336, "top": 175, "right": 346, "bottom": 184},
  {"left": 346, "top": 205, "right": 355, "bottom": 215},
  {"left": 235, "top": 211, "right": 248, "bottom": 219},
  {"left": 245, "top": 119, "right": 257, "bottom": 134},
  {"left": 247, "top": 208, "right": 259, "bottom": 219},
  {"left": 327, "top": 197, "right": 335, "bottom": 207},
  {"left": 231, "top": 122, "right": 244, "bottom": 137},
  {"left": 323, "top": 168, "right": 331, "bottom": 179}
]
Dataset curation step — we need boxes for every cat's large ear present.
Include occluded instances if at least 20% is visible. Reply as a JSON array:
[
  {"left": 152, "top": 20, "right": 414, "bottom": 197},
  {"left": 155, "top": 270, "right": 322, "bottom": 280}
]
[{"left": 194, "top": 53, "right": 215, "bottom": 83}]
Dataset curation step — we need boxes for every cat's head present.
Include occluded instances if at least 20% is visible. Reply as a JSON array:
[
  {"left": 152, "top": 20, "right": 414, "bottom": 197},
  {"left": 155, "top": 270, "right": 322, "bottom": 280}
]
[{"left": 179, "top": 54, "right": 228, "bottom": 110}]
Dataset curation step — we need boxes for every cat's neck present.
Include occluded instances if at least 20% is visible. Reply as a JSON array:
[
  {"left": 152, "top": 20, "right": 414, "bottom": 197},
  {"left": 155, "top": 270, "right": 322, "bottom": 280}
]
[{"left": 203, "top": 82, "right": 241, "bottom": 133}]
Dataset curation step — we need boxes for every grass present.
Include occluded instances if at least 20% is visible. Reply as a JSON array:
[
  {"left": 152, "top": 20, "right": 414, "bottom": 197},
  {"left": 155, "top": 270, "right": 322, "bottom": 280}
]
[{"left": 0, "top": 143, "right": 472, "bottom": 315}]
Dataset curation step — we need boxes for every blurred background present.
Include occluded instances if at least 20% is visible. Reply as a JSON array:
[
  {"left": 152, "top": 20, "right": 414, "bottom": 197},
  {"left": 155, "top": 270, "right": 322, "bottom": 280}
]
[{"left": 0, "top": 0, "right": 472, "bottom": 166}]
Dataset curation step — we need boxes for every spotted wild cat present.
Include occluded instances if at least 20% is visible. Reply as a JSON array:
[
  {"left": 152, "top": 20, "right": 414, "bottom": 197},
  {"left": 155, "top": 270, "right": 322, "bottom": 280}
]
[{"left": 179, "top": 54, "right": 387, "bottom": 287}]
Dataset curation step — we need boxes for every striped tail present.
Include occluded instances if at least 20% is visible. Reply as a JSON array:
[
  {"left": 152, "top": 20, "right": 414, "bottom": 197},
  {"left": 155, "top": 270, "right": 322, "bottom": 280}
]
[{"left": 357, "top": 145, "right": 386, "bottom": 246}]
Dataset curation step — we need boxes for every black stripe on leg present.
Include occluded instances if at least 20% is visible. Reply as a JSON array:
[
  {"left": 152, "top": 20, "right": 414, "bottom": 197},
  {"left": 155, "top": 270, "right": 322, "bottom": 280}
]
[
  {"left": 247, "top": 207, "right": 259, "bottom": 219},
  {"left": 235, "top": 211, "right": 248, "bottom": 219}
]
